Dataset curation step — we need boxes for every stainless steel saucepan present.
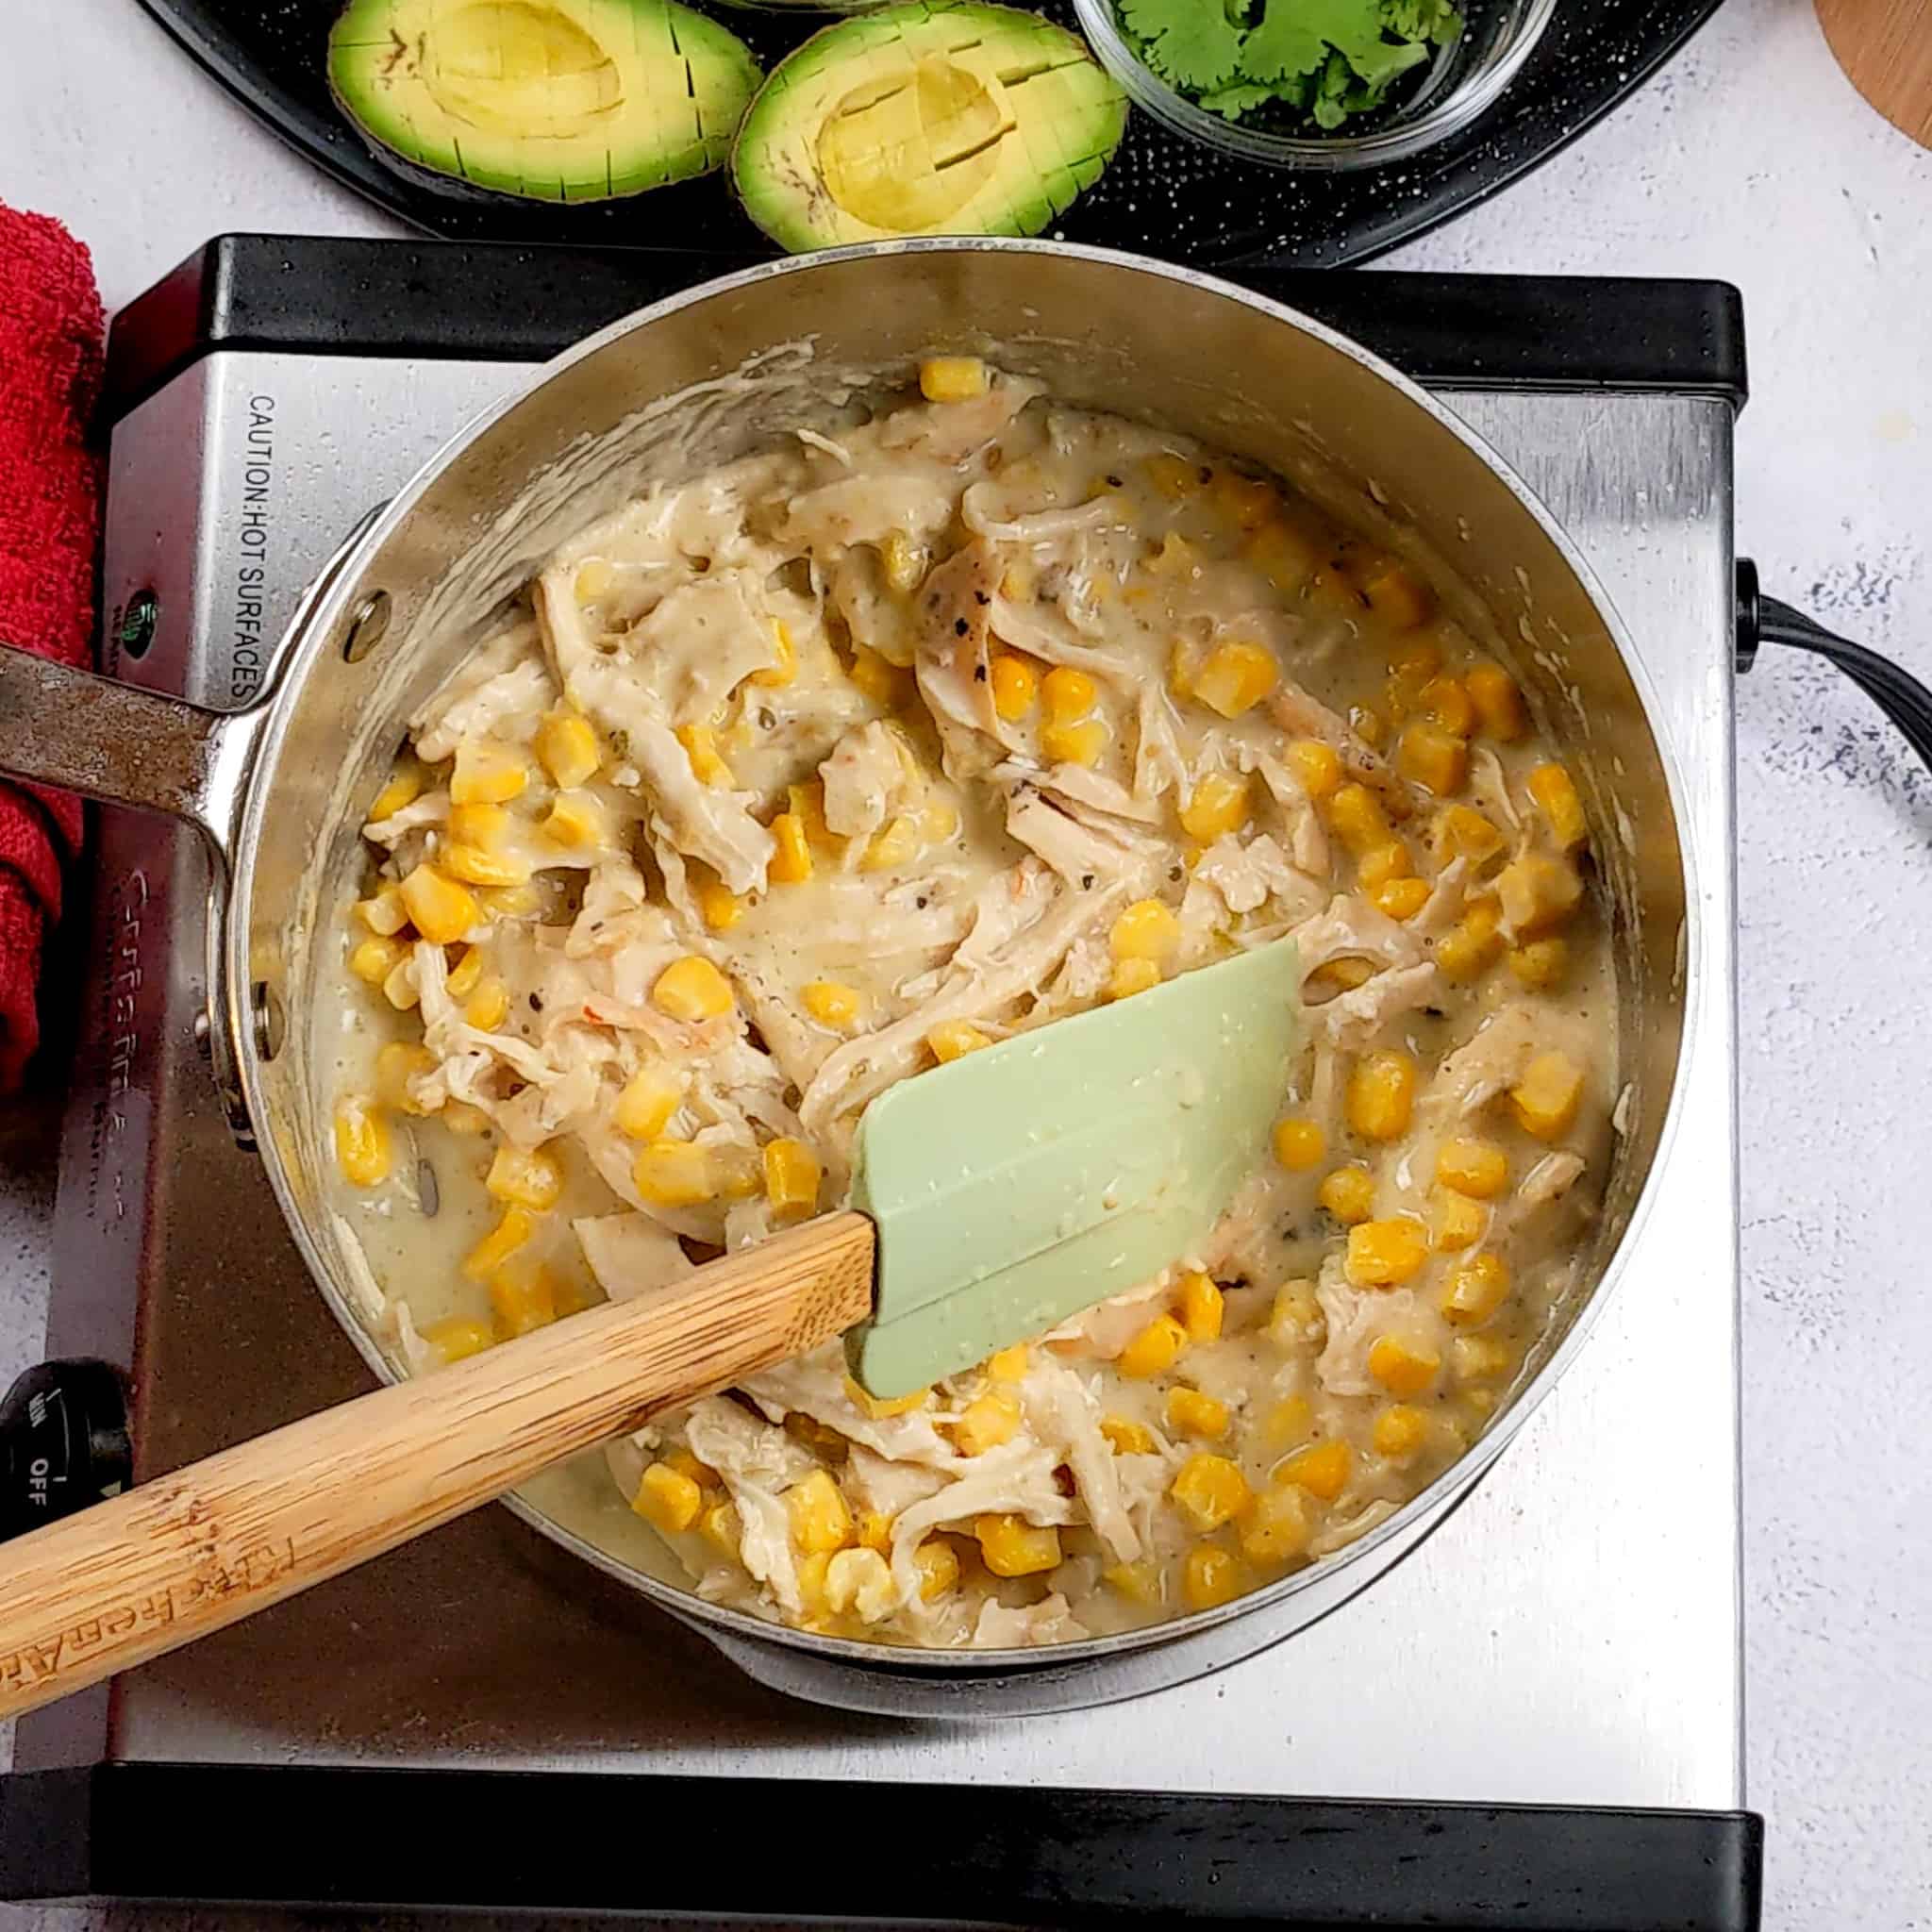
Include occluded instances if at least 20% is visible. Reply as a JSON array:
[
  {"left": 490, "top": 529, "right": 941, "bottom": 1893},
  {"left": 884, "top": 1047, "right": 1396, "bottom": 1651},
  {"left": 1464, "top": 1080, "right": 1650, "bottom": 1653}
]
[{"left": 0, "top": 242, "right": 1695, "bottom": 1718}]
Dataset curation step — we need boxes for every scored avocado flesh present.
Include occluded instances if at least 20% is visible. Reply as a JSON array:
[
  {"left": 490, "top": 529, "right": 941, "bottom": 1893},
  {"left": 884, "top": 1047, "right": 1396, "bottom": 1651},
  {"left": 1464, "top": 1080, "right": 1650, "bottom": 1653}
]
[
  {"left": 732, "top": 3, "right": 1126, "bottom": 251},
  {"left": 329, "top": 0, "right": 760, "bottom": 202}
]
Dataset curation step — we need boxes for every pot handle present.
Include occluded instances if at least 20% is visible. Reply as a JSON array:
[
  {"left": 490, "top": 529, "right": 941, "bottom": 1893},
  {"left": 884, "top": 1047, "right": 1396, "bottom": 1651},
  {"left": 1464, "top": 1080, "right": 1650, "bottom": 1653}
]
[
  {"left": 1736, "top": 559, "right": 1932, "bottom": 774},
  {"left": 0, "top": 647, "right": 247, "bottom": 858}
]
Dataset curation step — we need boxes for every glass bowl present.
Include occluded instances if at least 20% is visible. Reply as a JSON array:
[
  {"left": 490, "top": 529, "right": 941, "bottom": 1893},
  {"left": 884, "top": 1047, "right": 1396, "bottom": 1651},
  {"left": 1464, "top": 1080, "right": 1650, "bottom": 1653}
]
[{"left": 1071, "top": 0, "right": 1558, "bottom": 169}]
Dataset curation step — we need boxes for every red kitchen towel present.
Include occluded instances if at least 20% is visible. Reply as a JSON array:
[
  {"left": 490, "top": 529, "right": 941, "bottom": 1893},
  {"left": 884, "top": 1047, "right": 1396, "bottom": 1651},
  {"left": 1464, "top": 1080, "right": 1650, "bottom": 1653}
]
[{"left": 0, "top": 203, "right": 104, "bottom": 1089}]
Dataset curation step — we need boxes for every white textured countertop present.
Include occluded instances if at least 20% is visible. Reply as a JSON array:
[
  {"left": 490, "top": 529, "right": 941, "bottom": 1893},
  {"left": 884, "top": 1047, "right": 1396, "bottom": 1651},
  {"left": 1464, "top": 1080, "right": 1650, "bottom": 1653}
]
[{"left": 2, "top": 0, "right": 1929, "bottom": 1925}]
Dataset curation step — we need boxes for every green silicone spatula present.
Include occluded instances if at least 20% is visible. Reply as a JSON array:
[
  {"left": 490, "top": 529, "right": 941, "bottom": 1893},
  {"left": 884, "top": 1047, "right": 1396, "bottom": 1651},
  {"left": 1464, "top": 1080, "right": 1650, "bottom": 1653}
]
[
  {"left": 848, "top": 936, "right": 1302, "bottom": 1394},
  {"left": 0, "top": 940, "right": 1298, "bottom": 1720}
]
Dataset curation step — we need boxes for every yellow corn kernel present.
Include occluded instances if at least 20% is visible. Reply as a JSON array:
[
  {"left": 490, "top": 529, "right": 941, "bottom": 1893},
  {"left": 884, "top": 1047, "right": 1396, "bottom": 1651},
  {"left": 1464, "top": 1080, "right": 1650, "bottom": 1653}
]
[
  {"left": 332, "top": 1095, "right": 392, "bottom": 1187},
  {"left": 1524, "top": 764, "right": 1590, "bottom": 853},
  {"left": 1345, "top": 1216, "right": 1430, "bottom": 1289},
  {"left": 1326, "top": 783, "right": 1391, "bottom": 858},
  {"left": 861, "top": 813, "right": 921, "bottom": 873},
  {"left": 1110, "top": 897, "right": 1182, "bottom": 966},
  {"left": 1277, "top": 1437, "right": 1352, "bottom": 1502},
  {"left": 1497, "top": 855, "right": 1583, "bottom": 938},
  {"left": 535, "top": 710, "right": 601, "bottom": 790},
  {"left": 919, "top": 355, "right": 988, "bottom": 402},
  {"left": 1436, "top": 1137, "right": 1508, "bottom": 1200},
  {"left": 463, "top": 1206, "right": 536, "bottom": 1281},
  {"left": 684, "top": 875, "right": 743, "bottom": 934},
  {"left": 1179, "top": 772, "right": 1252, "bottom": 843},
  {"left": 1346, "top": 1048, "right": 1416, "bottom": 1142},
  {"left": 1441, "top": 1250, "right": 1511, "bottom": 1325},
  {"left": 1041, "top": 715, "right": 1108, "bottom": 765},
  {"left": 422, "top": 1315, "right": 493, "bottom": 1364},
  {"left": 632, "top": 1140, "right": 711, "bottom": 1208},
  {"left": 1100, "top": 1414, "right": 1158, "bottom": 1456},
  {"left": 1165, "top": 639, "right": 1198, "bottom": 702},
  {"left": 762, "top": 1137, "right": 822, "bottom": 1221},
  {"left": 984, "top": 1343, "right": 1030, "bottom": 1384},
  {"left": 987, "top": 652, "right": 1040, "bottom": 724},
  {"left": 486, "top": 1142, "right": 562, "bottom": 1211},
  {"left": 1261, "top": 1397, "right": 1315, "bottom": 1448},
  {"left": 800, "top": 980, "right": 863, "bottom": 1032},
  {"left": 1350, "top": 703, "right": 1389, "bottom": 750},
  {"left": 450, "top": 741, "right": 529, "bottom": 807},
  {"left": 879, "top": 529, "right": 924, "bottom": 596},
  {"left": 1467, "top": 660, "right": 1527, "bottom": 740},
  {"left": 1209, "top": 468, "right": 1277, "bottom": 531},
  {"left": 613, "top": 1067, "right": 681, "bottom": 1141},
  {"left": 1106, "top": 956, "right": 1162, "bottom": 1001},
  {"left": 1039, "top": 665, "right": 1095, "bottom": 726},
  {"left": 921, "top": 800, "right": 961, "bottom": 847},
  {"left": 1181, "top": 1542, "right": 1243, "bottom": 1611},
  {"left": 1170, "top": 1453, "right": 1252, "bottom": 1532},
  {"left": 1266, "top": 1288, "right": 1323, "bottom": 1355},
  {"left": 1396, "top": 722, "right": 1469, "bottom": 797},
  {"left": 1240, "top": 1486, "right": 1312, "bottom": 1568},
  {"left": 1176, "top": 1271, "right": 1224, "bottom": 1344},
  {"left": 441, "top": 842, "right": 531, "bottom": 890},
  {"left": 1119, "top": 1313, "right": 1189, "bottom": 1379},
  {"left": 1451, "top": 1334, "right": 1516, "bottom": 1383},
  {"left": 1434, "top": 903, "right": 1503, "bottom": 983},
  {"left": 768, "top": 811, "right": 813, "bottom": 885},
  {"left": 1166, "top": 1386, "right": 1230, "bottom": 1441},
  {"left": 1104, "top": 1558, "right": 1163, "bottom": 1607},
  {"left": 843, "top": 1375, "right": 929, "bottom": 1421},
  {"left": 1273, "top": 1117, "right": 1326, "bottom": 1172},
  {"left": 368, "top": 761, "right": 424, "bottom": 823},
  {"left": 1318, "top": 1164, "right": 1378, "bottom": 1225},
  {"left": 1362, "top": 562, "right": 1432, "bottom": 630},
  {"left": 1355, "top": 842, "right": 1410, "bottom": 893},
  {"left": 914, "top": 1537, "right": 961, "bottom": 1601},
  {"left": 855, "top": 1509, "right": 895, "bottom": 1556},
  {"left": 752, "top": 618, "right": 797, "bottom": 690},
  {"left": 398, "top": 864, "right": 479, "bottom": 946},
  {"left": 1508, "top": 937, "right": 1569, "bottom": 991},
  {"left": 1287, "top": 739, "right": 1342, "bottom": 801},
  {"left": 1368, "top": 1334, "right": 1441, "bottom": 1398},
  {"left": 824, "top": 1545, "right": 895, "bottom": 1623},
  {"left": 927, "top": 1021, "right": 991, "bottom": 1063},
  {"left": 787, "top": 1469, "right": 855, "bottom": 1555},
  {"left": 633, "top": 1461, "right": 704, "bottom": 1535},
  {"left": 1419, "top": 675, "right": 1475, "bottom": 737},
  {"left": 662, "top": 1448, "right": 720, "bottom": 1492},
  {"left": 375, "top": 1041, "right": 436, "bottom": 1115},
  {"left": 1374, "top": 876, "right": 1431, "bottom": 922},
  {"left": 651, "top": 955, "right": 734, "bottom": 1024},
  {"left": 974, "top": 1513, "right": 1061, "bottom": 1578},
  {"left": 699, "top": 1499, "right": 742, "bottom": 1558},
  {"left": 441, "top": 1101, "right": 490, "bottom": 1136},
  {"left": 349, "top": 934, "right": 406, "bottom": 988},
  {"left": 478, "top": 882, "right": 540, "bottom": 919},
  {"left": 536, "top": 791, "right": 601, "bottom": 852},
  {"left": 489, "top": 1259, "right": 558, "bottom": 1340},
  {"left": 1191, "top": 641, "right": 1278, "bottom": 719},
  {"left": 675, "top": 723, "right": 732, "bottom": 791},
  {"left": 381, "top": 958, "right": 421, "bottom": 1012},
  {"left": 464, "top": 977, "right": 510, "bottom": 1031},
  {"left": 356, "top": 883, "right": 410, "bottom": 937},
  {"left": 441, "top": 946, "right": 486, "bottom": 1004},
  {"left": 952, "top": 1389, "right": 1023, "bottom": 1456},
  {"left": 1509, "top": 1051, "right": 1586, "bottom": 1141},
  {"left": 574, "top": 559, "right": 613, "bottom": 603},
  {"left": 1374, "top": 1404, "right": 1428, "bottom": 1459},
  {"left": 451, "top": 801, "right": 514, "bottom": 849},
  {"left": 849, "top": 643, "right": 911, "bottom": 709},
  {"left": 1431, "top": 1188, "right": 1487, "bottom": 1252},
  {"left": 1432, "top": 803, "right": 1506, "bottom": 865}
]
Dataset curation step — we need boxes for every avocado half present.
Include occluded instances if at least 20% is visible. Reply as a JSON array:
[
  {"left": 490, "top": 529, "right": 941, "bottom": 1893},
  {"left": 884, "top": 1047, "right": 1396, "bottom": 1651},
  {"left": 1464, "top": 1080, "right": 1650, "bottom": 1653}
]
[
  {"left": 329, "top": 0, "right": 761, "bottom": 202},
  {"left": 730, "top": 2, "right": 1127, "bottom": 252}
]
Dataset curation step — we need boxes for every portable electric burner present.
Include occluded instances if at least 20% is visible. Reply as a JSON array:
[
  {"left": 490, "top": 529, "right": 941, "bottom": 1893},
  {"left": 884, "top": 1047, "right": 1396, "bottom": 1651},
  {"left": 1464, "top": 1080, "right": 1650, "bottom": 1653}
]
[{"left": 0, "top": 239, "right": 1763, "bottom": 1927}]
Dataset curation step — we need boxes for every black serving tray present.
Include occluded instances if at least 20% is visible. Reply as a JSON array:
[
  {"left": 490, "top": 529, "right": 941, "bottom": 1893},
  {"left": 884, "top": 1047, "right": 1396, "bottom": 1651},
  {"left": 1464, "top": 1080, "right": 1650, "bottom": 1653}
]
[{"left": 139, "top": 0, "right": 1723, "bottom": 267}]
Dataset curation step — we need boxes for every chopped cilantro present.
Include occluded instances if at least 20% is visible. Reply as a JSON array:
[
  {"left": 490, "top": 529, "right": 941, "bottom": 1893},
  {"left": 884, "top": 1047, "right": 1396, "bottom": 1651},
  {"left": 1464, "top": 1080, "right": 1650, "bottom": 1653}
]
[{"left": 1114, "top": 0, "right": 1460, "bottom": 129}]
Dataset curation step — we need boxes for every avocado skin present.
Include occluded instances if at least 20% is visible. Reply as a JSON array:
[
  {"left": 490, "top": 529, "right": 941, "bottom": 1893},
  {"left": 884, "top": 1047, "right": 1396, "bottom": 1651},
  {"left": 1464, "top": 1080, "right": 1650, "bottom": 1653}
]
[{"left": 328, "top": 0, "right": 762, "bottom": 205}]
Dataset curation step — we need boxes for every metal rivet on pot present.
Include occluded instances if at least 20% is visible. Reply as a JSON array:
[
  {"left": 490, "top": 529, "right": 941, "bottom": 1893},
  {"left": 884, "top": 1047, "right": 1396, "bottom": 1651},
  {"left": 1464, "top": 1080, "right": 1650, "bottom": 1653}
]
[
  {"left": 250, "top": 982, "right": 286, "bottom": 1061},
  {"left": 341, "top": 590, "right": 391, "bottom": 664}
]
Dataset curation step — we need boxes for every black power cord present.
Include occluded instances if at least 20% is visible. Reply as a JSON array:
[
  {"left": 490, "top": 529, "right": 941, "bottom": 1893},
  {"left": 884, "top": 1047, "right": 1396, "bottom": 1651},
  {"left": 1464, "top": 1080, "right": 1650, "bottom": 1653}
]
[{"left": 1736, "top": 559, "right": 1932, "bottom": 774}]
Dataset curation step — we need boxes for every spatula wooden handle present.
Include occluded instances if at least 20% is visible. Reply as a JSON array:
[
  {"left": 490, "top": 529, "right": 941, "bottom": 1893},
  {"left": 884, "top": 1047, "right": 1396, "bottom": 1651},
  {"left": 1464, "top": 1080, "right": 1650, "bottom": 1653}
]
[{"left": 0, "top": 1209, "right": 874, "bottom": 1721}]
